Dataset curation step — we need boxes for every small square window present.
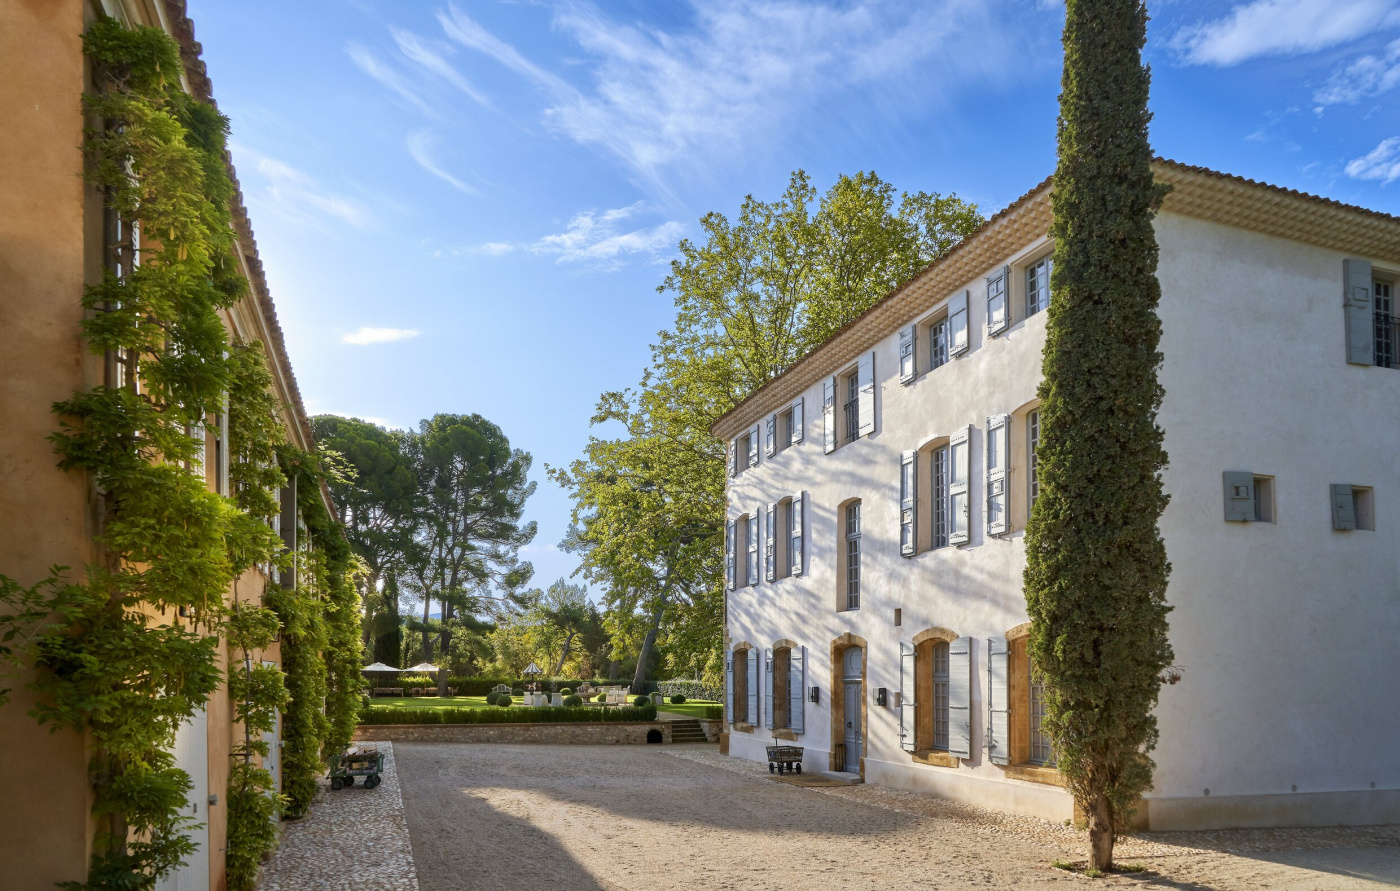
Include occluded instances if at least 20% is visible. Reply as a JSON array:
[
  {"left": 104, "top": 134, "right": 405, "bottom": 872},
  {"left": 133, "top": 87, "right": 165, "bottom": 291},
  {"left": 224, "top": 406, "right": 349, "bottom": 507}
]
[
  {"left": 1252, "top": 475, "right": 1274, "bottom": 523},
  {"left": 1354, "top": 486, "right": 1375, "bottom": 531}
]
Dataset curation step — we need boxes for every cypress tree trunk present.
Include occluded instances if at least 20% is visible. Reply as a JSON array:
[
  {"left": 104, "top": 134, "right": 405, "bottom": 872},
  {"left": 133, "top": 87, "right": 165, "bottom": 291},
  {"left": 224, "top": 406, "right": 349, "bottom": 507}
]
[{"left": 1024, "top": 0, "right": 1175, "bottom": 871}]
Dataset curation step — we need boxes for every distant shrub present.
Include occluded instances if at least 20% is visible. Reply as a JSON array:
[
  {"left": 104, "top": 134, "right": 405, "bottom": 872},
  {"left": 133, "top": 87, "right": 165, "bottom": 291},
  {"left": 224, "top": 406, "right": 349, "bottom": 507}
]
[
  {"left": 511, "top": 687, "right": 523, "bottom": 696},
  {"left": 559, "top": 687, "right": 573, "bottom": 696},
  {"left": 485, "top": 692, "right": 500, "bottom": 705},
  {"left": 657, "top": 679, "right": 722, "bottom": 702},
  {"left": 595, "top": 693, "right": 607, "bottom": 703},
  {"left": 633, "top": 694, "right": 650, "bottom": 708},
  {"left": 496, "top": 695, "right": 512, "bottom": 707},
  {"left": 563, "top": 694, "right": 583, "bottom": 707},
  {"left": 669, "top": 694, "right": 686, "bottom": 705},
  {"left": 703, "top": 705, "right": 723, "bottom": 720}
]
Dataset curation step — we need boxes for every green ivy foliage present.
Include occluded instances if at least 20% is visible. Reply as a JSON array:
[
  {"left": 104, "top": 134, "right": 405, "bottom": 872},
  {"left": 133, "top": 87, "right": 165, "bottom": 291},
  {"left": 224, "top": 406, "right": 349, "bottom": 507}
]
[
  {"left": 1022, "top": 0, "right": 1175, "bottom": 870},
  {"left": 266, "top": 548, "right": 329, "bottom": 818}
]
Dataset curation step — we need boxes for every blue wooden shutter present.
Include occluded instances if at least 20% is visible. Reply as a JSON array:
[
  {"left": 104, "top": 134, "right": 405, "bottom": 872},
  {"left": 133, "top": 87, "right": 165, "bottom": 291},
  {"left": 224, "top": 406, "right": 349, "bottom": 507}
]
[
  {"left": 987, "top": 637, "right": 1010, "bottom": 765},
  {"left": 900, "top": 642, "right": 916, "bottom": 752},
  {"left": 789, "top": 646, "right": 805, "bottom": 734},
  {"left": 987, "top": 265, "right": 1010, "bottom": 336},
  {"left": 949, "top": 425, "right": 971, "bottom": 545},
  {"left": 947, "top": 638, "right": 971, "bottom": 759},
  {"left": 900, "top": 449, "right": 917, "bottom": 557},
  {"left": 1222, "top": 471, "right": 1254, "bottom": 522},
  {"left": 791, "top": 397, "right": 804, "bottom": 444},
  {"left": 747, "top": 648, "right": 759, "bottom": 728},
  {"left": 764, "top": 502, "right": 777, "bottom": 581},
  {"left": 764, "top": 649, "right": 775, "bottom": 729},
  {"left": 790, "top": 492, "right": 804, "bottom": 577},
  {"left": 1331, "top": 484, "right": 1358, "bottom": 530},
  {"left": 725, "top": 519, "right": 736, "bottom": 590},
  {"left": 857, "top": 352, "right": 876, "bottom": 437},
  {"left": 1344, "top": 258, "right": 1374, "bottom": 365},
  {"left": 748, "top": 424, "right": 760, "bottom": 468},
  {"left": 765, "top": 415, "right": 777, "bottom": 457},
  {"left": 822, "top": 378, "right": 836, "bottom": 453},
  {"left": 899, "top": 325, "right": 917, "bottom": 384},
  {"left": 729, "top": 439, "right": 740, "bottom": 477},
  {"left": 725, "top": 651, "right": 734, "bottom": 724},
  {"left": 217, "top": 391, "right": 230, "bottom": 496},
  {"left": 986, "top": 414, "right": 1009, "bottom": 536},
  {"left": 949, "top": 290, "right": 970, "bottom": 356},
  {"left": 746, "top": 513, "right": 759, "bottom": 587}
]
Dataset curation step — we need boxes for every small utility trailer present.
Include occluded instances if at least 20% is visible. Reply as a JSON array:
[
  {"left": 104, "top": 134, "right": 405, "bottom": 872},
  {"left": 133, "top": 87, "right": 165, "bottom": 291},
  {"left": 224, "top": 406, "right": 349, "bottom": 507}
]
[
  {"left": 766, "top": 745, "right": 804, "bottom": 774},
  {"left": 329, "top": 746, "right": 384, "bottom": 790}
]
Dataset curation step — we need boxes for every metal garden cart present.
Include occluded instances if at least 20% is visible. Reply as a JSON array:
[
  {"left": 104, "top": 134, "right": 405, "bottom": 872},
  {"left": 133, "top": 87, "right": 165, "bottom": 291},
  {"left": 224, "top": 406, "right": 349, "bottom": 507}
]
[
  {"left": 329, "top": 746, "right": 384, "bottom": 790},
  {"left": 766, "top": 745, "right": 804, "bottom": 774}
]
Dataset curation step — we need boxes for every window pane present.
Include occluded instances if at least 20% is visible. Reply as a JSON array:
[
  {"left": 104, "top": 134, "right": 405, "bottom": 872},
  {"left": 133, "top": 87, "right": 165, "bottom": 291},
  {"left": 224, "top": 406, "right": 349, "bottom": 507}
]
[
  {"left": 1029, "top": 656, "right": 1055, "bottom": 766},
  {"left": 929, "top": 319, "right": 949, "bottom": 370},
  {"left": 1026, "top": 257, "right": 1052, "bottom": 317},
  {"left": 1028, "top": 410, "right": 1041, "bottom": 509},
  {"left": 846, "top": 502, "right": 861, "bottom": 609},
  {"left": 930, "top": 447, "right": 949, "bottom": 549}
]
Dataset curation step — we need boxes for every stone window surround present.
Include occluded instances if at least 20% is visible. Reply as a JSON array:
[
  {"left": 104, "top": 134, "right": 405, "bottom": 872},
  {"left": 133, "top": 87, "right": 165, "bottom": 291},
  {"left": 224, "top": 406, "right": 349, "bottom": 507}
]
[
  {"left": 1000, "top": 622, "right": 1062, "bottom": 788},
  {"left": 909, "top": 627, "right": 960, "bottom": 768}
]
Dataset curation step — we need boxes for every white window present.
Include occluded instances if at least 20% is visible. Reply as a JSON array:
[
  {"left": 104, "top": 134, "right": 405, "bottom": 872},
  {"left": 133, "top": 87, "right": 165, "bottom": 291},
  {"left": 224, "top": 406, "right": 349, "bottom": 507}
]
[
  {"left": 930, "top": 445, "right": 949, "bottom": 549},
  {"left": 843, "top": 369, "right": 860, "bottom": 445},
  {"left": 928, "top": 317, "right": 950, "bottom": 371},
  {"left": 1027, "top": 410, "right": 1041, "bottom": 510},
  {"left": 779, "top": 408, "right": 794, "bottom": 453},
  {"left": 845, "top": 502, "right": 861, "bottom": 611},
  {"left": 1025, "top": 256, "right": 1052, "bottom": 317},
  {"left": 1376, "top": 279, "right": 1395, "bottom": 368}
]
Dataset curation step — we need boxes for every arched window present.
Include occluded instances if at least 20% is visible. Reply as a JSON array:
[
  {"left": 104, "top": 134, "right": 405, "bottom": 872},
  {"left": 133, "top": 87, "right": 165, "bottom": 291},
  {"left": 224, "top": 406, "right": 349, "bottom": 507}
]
[
  {"left": 844, "top": 501, "right": 861, "bottom": 610},
  {"left": 931, "top": 640, "right": 950, "bottom": 751}
]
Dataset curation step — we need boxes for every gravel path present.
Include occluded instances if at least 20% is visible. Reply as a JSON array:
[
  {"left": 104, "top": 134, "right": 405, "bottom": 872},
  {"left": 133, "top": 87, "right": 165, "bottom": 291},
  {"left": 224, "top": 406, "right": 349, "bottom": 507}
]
[
  {"left": 394, "top": 742, "right": 1400, "bottom": 890},
  {"left": 259, "top": 741, "right": 419, "bottom": 891}
]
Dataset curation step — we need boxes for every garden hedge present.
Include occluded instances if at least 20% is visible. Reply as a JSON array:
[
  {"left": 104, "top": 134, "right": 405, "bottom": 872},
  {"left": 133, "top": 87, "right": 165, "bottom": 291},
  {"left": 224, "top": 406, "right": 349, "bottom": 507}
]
[{"left": 362, "top": 704, "right": 658, "bottom": 725}]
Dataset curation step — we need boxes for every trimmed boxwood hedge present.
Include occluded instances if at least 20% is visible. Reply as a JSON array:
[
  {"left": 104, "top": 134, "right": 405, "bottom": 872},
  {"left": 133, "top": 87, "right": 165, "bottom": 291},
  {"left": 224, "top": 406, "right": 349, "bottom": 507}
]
[{"left": 362, "top": 704, "right": 658, "bottom": 725}]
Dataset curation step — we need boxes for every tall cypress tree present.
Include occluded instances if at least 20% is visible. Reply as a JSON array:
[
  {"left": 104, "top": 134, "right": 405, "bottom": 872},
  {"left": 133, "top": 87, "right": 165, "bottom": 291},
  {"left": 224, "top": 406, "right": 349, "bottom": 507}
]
[{"left": 1023, "top": 0, "right": 1174, "bottom": 870}]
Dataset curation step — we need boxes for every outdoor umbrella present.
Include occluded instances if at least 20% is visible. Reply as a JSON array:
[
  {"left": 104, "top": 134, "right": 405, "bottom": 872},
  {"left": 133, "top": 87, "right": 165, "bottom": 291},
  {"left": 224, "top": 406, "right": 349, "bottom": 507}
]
[
  {"left": 361, "top": 662, "right": 402, "bottom": 673},
  {"left": 406, "top": 662, "right": 439, "bottom": 673},
  {"left": 522, "top": 662, "right": 542, "bottom": 676}
]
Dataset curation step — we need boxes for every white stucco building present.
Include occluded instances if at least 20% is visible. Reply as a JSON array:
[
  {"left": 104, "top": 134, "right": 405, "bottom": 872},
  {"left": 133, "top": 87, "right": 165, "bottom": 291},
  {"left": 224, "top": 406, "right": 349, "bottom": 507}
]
[{"left": 714, "top": 160, "right": 1400, "bottom": 831}]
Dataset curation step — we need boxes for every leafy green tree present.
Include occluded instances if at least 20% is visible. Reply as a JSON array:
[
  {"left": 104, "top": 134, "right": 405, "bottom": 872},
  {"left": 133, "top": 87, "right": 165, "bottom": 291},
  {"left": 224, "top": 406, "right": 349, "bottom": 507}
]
[
  {"left": 556, "top": 170, "right": 983, "bottom": 689},
  {"left": 404, "top": 414, "right": 536, "bottom": 694},
  {"left": 371, "top": 570, "right": 404, "bottom": 667},
  {"left": 1022, "top": 0, "right": 1175, "bottom": 871}
]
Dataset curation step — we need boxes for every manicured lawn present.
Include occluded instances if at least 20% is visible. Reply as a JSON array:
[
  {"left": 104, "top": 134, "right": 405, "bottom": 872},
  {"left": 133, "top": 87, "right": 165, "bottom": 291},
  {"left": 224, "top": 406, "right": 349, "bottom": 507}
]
[
  {"left": 369, "top": 696, "right": 495, "bottom": 710},
  {"left": 655, "top": 699, "right": 722, "bottom": 719}
]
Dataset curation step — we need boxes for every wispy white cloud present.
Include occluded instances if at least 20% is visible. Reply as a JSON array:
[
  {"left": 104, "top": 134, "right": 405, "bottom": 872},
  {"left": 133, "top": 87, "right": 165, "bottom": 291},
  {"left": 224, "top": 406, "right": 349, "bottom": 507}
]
[
  {"left": 1171, "top": 0, "right": 1400, "bottom": 67},
  {"left": 436, "top": 1, "right": 1006, "bottom": 190},
  {"left": 474, "top": 242, "right": 515, "bottom": 256},
  {"left": 234, "top": 145, "right": 374, "bottom": 229},
  {"left": 1314, "top": 37, "right": 1400, "bottom": 106},
  {"left": 391, "top": 28, "right": 491, "bottom": 107},
  {"left": 341, "top": 327, "right": 422, "bottom": 345},
  {"left": 347, "top": 42, "right": 440, "bottom": 119},
  {"left": 407, "top": 130, "right": 478, "bottom": 195},
  {"left": 530, "top": 202, "right": 683, "bottom": 269},
  {"left": 1346, "top": 136, "right": 1400, "bottom": 182}
]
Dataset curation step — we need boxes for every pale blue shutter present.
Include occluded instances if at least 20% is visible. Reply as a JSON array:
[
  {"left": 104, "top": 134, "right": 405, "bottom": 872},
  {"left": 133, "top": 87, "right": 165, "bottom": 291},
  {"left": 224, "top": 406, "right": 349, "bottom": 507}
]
[
  {"left": 764, "top": 649, "right": 775, "bottom": 729},
  {"left": 900, "top": 449, "right": 917, "bottom": 557},
  {"left": 986, "top": 414, "right": 1009, "bottom": 536},
  {"left": 1344, "top": 258, "right": 1374, "bottom": 365},
  {"left": 987, "top": 637, "right": 1010, "bottom": 765},
  {"left": 949, "top": 290, "right": 970, "bottom": 356},
  {"left": 899, "top": 642, "right": 916, "bottom": 752},
  {"left": 791, "top": 397, "right": 804, "bottom": 445},
  {"left": 789, "top": 646, "right": 805, "bottom": 734},
  {"left": 987, "top": 265, "right": 1010, "bottom": 336},
  {"left": 898, "top": 325, "right": 917, "bottom": 384},
  {"left": 822, "top": 378, "right": 836, "bottom": 453},
  {"left": 747, "top": 648, "right": 759, "bottom": 728},
  {"left": 947, "top": 638, "right": 972, "bottom": 759},
  {"left": 765, "top": 415, "right": 777, "bottom": 457},
  {"left": 1222, "top": 471, "right": 1254, "bottom": 522},
  {"left": 949, "top": 426, "right": 971, "bottom": 545},
  {"left": 748, "top": 424, "right": 760, "bottom": 468},
  {"left": 725, "top": 651, "right": 734, "bottom": 724},
  {"left": 725, "top": 519, "right": 736, "bottom": 590},
  {"left": 857, "top": 352, "right": 875, "bottom": 437},
  {"left": 217, "top": 391, "right": 230, "bottom": 496},
  {"left": 746, "top": 513, "right": 759, "bottom": 587},
  {"left": 790, "top": 492, "right": 804, "bottom": 576},
  {"left": 1331, "top": 484, "right": 1358, "bottom": 530},
  {"left": 764, "top": 502, "right": 777, "bottom": 581}
]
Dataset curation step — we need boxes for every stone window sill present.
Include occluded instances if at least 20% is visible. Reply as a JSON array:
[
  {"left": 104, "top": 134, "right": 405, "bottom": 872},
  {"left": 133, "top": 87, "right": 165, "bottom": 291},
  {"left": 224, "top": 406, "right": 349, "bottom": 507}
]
[
  {"left": 911, "top": 750, "right": 959, "bottom": 768},
  {"left": 1001, "top": 763, "right": 1065, "bottom": 787},
  {"left": 773, "top": 728, "right": 798, "bottom": 742},
  {"left": 733, "top": 722, "right": 755, "bottom": 733}
]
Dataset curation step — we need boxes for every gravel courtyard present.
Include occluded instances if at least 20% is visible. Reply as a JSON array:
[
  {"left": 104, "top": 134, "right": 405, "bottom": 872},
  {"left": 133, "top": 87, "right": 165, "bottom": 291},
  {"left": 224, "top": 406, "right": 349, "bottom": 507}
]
[{"left": 393, "top": 743, "right": 1400, "bottom": 890}]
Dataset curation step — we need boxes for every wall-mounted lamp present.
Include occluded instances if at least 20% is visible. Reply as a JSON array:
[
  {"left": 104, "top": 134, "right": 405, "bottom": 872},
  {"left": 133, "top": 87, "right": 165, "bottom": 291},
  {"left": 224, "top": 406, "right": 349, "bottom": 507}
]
[
  {"left": 809, "top": 686, "right": 820, "bottom": 704},
  {"left": 875, "top": 687, "right": 888, "bottom": 707}
]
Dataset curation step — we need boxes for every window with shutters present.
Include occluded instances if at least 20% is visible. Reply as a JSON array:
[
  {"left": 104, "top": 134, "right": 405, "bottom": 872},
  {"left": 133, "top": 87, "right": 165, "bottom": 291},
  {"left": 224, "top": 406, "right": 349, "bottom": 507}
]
[
  {"left": 843, "top": 368, "right": 860, "bottom": 445},
  {"left": 777, "top": 407, "right": 795, "bottom": 455},
  {"left": 1028, "top": 657, "right": 1055, "bottom": 767},
  {"left": 1332, "top": 484, "right": 1374, "bottom": 531},
  {"left": 745, "top": 513, "right": 759, "bottom": 587},
  {"left": 731, "top": 431, "right": 751, "bottom": 477},
  {"left": 930, "top": 445, "right": 950, "bottom": 549},
  {"left": 1223, "top": 471, "right": 1274, "bottom": 523},
  {"left": 928, "top": 316, "right": 950, "bottom": 371},
  {"left": 1025, "top": 255, "right": 1053, "bottom": 317},
  {"left": 910, "top": 631, "right": 967, "bottom": 764},
  {"left": 771, "top": 646, "right": 792, "bottom": 729},
  {"left": 1005, "top": 632, "right": 1057, "bottom": 771},
  {"left": 931, "top": 641, "right": 950, "bottom": 751},
  {"left": 731, "top": 646, "right": 751, "bottom": 725},
  {"left": 1376, "top": 279, "right": 1397, "bottom": 368},
  {"left": 1027, "top": 410, "right": 1041, "bottom": 510},
  {"left": 838, "top": 500, "right": 862, "bottom": 611}
]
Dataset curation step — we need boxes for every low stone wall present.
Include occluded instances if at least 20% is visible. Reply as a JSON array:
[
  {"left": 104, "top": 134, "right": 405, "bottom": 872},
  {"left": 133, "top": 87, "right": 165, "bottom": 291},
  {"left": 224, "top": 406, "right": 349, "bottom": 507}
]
[{"left": 355, "top": 721, "right": 672, "bottom": 745}]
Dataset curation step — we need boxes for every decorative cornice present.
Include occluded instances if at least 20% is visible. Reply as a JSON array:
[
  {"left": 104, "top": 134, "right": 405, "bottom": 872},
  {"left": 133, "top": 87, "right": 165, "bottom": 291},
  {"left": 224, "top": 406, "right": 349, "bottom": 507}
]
[{"left": 712, "top": 159, "right": 1400, "bottom": 440}]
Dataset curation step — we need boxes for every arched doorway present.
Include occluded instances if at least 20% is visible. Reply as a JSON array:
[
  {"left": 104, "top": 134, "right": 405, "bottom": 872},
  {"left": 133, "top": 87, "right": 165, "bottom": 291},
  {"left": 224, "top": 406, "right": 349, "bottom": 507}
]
[{"left": 840, "top": 645, "right": 863, "bottom": 772}]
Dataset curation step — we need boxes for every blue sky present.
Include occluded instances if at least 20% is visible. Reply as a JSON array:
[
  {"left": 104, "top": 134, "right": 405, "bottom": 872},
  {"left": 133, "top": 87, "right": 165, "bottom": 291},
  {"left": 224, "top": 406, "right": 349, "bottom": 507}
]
[{"left": 187, "top": 0, "right": 1400, "bottom": 592}]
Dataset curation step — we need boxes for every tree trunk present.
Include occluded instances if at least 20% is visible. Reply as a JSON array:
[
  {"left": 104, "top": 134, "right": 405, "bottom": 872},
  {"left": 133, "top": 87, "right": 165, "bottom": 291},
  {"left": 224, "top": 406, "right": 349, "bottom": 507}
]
[
  {"left": 436, "top": 603, "right": 452, "bottom": 697},
  {"left": 552, "top": 630, "right": 578, "bottom": 676},
  {"left": 608, "top": 659, "right": 619, "bottom": 681},
  {"left": 1086, "top": 790, "right": 1115, "bottom": 871},
  {"left": 420, "top": 593, "right": 432, "bottom": 664},
  {"left": 630, "top": 589, "right": 669, "bottom": 693}
]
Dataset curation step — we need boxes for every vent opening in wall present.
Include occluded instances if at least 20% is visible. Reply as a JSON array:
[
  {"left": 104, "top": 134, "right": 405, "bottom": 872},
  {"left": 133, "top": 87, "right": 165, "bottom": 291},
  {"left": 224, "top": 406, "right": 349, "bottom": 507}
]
[{"left": 894, "top": 608, "right": 902, "bottom": 626}]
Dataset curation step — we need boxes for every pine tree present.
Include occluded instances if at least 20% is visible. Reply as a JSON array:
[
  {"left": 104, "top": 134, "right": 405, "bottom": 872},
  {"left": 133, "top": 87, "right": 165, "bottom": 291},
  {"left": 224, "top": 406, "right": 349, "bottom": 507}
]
[{"left": 1023, "top": 0, "right": 1175, "bottom": 871}]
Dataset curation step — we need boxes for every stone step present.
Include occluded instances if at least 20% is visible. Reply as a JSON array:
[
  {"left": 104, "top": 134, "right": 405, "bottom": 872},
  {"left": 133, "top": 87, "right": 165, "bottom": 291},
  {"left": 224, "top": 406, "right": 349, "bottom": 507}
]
[{"left": 666, "top": 718, "right": 711, "bottom": 743}]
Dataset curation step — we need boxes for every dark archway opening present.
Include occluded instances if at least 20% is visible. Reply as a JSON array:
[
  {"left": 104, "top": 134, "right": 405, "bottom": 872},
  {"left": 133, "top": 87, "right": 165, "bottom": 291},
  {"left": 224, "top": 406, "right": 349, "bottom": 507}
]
[{"left": 646, "top": 728, "right": 663, "bottom": 744}]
